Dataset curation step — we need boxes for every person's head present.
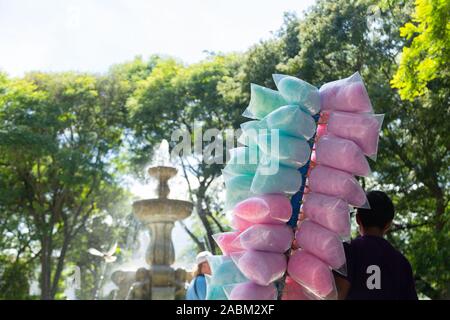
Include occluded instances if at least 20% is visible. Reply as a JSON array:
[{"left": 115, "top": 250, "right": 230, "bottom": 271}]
[
  {"left": 193, "top": 251, "right": 212, "bottom": 277},
  {"left": 356, "top": 190, "right": 395, "bottom": 236}
]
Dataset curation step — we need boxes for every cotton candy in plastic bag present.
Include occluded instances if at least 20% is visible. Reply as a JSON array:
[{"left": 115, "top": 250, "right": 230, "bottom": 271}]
[
  {"left": 213, "top": 231, "right": 243, "bottom": 256},
  {"left": 231, "top": 250, "right": 287, "bottom": 286},
  {"left": 205, "top": 275, "right": 228, "bottom": 300},
  {"left": 301, "top": 193, "right": 350, "bottom": 239},
  {"left": 295, "top": 220, "right": 346, "bottom": 273},
  {"left": 251, "top": 158, "right": 303, "bottom": 195},
  {"left": 223, "top": 146, "right": 260, "bottom": 176},
  {"left": 233, "top": 194, "right": 292, "bottom": 225},
  {"left": 243, "top": 84, "right": 288, "bottom": 119},
  {"left": 319, "top": 72, "right": 373, "bottom": 113},
  {"left": 205, "top": 256, "right": 248, "bottom": 300},
  {"left": 238, "top": 120, "right": 263, "bottom": 146},
  {"left": 327, "top": 111, "right": 384, "bottom": 159},
  {"left": 206, "top": 256, "right": 248, "bottom": 285},
  {"left": 230, "top": 215, "right": 254, "bottom": 232},
  {"left": 261, "top": 105, "right": 316, "bottom": 140},
  {"left": 223, "top": 171, "right": 254, "bottom": 210},
  {"left": 232, "top": 224, "right": 294, "bottom": 253},
  {"left": 256, "top": 132, "right": 311, "bottom": 168},
  {"left": 287, "top": 249, "right": 337, "bottom": 300},
  {"left": 315, "top": 135, "right": 371, "bottom": 177},
  {"left": 308, "top": 165, "right": 368, "bottom": 208},
  {"left": 281, "top": 276, "right": 318, "bottom": 300},
  {"left": 224, "top": 282, "right": 278, "bottom": 300},
  {"left": 273, "top": 74, "right": 321, "bottom": 115}
]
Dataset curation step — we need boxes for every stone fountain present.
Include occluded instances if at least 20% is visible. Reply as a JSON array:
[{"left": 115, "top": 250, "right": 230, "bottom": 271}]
[{"left": 111, "top": 140, "right": 193, "bottom": 300}]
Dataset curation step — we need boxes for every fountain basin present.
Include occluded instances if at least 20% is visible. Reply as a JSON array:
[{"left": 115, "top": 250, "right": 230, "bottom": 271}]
[{"left": 133, "top": 199, "right": 193, "bottom": 224}]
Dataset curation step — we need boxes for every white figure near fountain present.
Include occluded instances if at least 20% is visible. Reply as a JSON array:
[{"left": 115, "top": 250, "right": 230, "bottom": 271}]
[{"left": 112, "top": 140, "right": 193, "bottom": 300}]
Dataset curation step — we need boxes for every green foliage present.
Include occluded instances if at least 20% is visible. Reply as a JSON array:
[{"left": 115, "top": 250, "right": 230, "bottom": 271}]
[
  {"left": 0, "top": 72, "right": 133, "bottom": 299},
  {"left": 391, "top": 0, "right": 450, "bottom": 100},
  {"left": 0, "top": 256, "right": 34, "bottom": 300}
]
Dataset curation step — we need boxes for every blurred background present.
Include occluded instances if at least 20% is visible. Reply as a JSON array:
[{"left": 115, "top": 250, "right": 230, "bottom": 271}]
[{"left": 0, "top": 0, "right": 448, "bottom": 300}]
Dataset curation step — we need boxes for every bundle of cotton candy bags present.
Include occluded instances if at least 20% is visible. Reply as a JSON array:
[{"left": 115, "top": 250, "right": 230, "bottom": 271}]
[
  {"left": 228, "top": 195, "right": 292, "bottom": 287},
  {"left": 288, "top": 72, "right": 384, "bottom": 299},
  {"left": 218, "top": 74, "right": 322, "bottom": 300},
  {"left": 218, "top": 72, "right": 384, "bottom": 300}
]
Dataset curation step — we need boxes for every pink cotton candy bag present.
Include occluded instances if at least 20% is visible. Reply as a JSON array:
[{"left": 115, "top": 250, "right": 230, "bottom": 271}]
[
  {"left": 233, "top": 194, "right": 292, "bottom": 224},
  {"left": 295, "top": 220, "right": 346, "bottom": 273},
  {"left": 231, "top": 250, "right": 287, "bottom": 286},
  {"left": 308, "top": 165, "right": 368, "bottom": 208},
  {"left": 301, "top": 192, "right": 351, "bottom": 239},
  {"left": 319, "top": 72, "right": 373, "bottom": 114},
  {"left": 287, "top": 249, "right": 337, "bottom": 299},
  {"left": 232, "top": 224, "right": 294, "bottom": 253},
  {"left": 315, "top": 135, "right": 371, "bottom": 177}
]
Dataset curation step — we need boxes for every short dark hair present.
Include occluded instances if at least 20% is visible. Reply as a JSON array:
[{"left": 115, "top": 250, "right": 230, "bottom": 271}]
[{"left": 356, "top": 191, "right": 395, "bottom": 229}]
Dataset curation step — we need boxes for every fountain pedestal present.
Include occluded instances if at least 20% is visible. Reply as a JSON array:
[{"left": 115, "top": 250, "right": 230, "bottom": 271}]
[
  {"left": 111, "top": 140, "right": 193, "bottom": 300},
  {"left": 127, "top": 166, "right": 193, "bottom": 300}
]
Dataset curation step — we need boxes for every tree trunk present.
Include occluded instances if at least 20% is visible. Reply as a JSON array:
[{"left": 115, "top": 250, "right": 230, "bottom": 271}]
[
  {"left": 40, "top": 234, "right": 52, "bottom": 300},
  {"left": 195, "top": 199, "right": 216, "bottom": 253},
  {"left": 50, "top": 231, "right": 71, "bottom": 298},
  {"left": 434, "top": 187, "right": 446, "bottom": 232}
]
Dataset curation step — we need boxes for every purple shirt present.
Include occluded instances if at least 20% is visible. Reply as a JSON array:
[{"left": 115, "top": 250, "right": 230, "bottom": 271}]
[{"left": 338, "top": 235, "right": 418, "bottom": 300}]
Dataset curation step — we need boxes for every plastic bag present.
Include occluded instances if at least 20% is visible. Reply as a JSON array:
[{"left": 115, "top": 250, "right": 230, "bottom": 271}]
[
  {"left": 223, "top": 147, "right": 260, "bottom": 176},
  {"left": 319, "top": 72, "right": 373, "bottom": 113},
  {"left": 243, "top": 84, "right": 288, "bottom": 119},
  {"left": 295, "top": 220, "right": 346, "bottom": 273},
  {"left": 315, "top": 135, "right": 371, "bottom": 177},
  {"left": 230, "top": 250, "right": 287, "bottom": 286},
  {"left": 230, "top": 215, "right": 254, "bottom": 232},
  {"left": 223, "top": 171, "right": 254, "bottom": 210},
  {"left": 205, "top": 276, "right": 228, "bottom": 300},
  {"left": 232, "top": 224, "right": 294, "bottom": 253},
  {"left": 251, "top": 159, "right": 303, "bottom": 195},
  {"left": 301, "top": 192, "right": 351, "bottom": 239},
  {"left": 233, "top": 194, "right": 292, "bottom": 225},
  {"left": 287, "top": 249, "right": 337, "bottom": 300},
  {"left": 281, "top": 276, "right": 318, "bottom": 300},
  {"left": 308, "top": 165, "right": 368, "bottom": 208},
  {"left": 256, "top": 132, "right": 311, "bottom": 168},
  {"left": 206, "top": 256, "right": 248, "bottom": 286},
  {"left": 213, "top": 232, "right": 243, "bottom": 256},
  {"left": 238, "top": 120, "right": 263, "bottom": 146},
  {"left": 224, "top": 282, "right": 277, "bottom": 300},
  {"left": 205, "top": 256, "right": 246, "bottom": 300},
  {"left": 327, "top": 111, "right": 384, "bottom": 159},
  {"left": 261, "top": 105, "right": 316, "bottom": 140},
  {"left": 273, "top": 74, "right": 321, "bottom": 115},
  {"left": 206, "top": 255, "right": 230, "bottom": 274}
]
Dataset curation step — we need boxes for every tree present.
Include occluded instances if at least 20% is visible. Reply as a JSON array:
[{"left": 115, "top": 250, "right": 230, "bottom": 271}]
[
  {"left": 391, "top": 0, "right": 450, "bottom": 100},
  {"left": 0, "top": 72, "right": 129, "bottom": 299}
]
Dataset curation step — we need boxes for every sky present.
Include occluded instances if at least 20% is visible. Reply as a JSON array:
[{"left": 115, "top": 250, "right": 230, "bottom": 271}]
[{"left": 0, "top": 0, "right": 316, "bottom": 77}]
